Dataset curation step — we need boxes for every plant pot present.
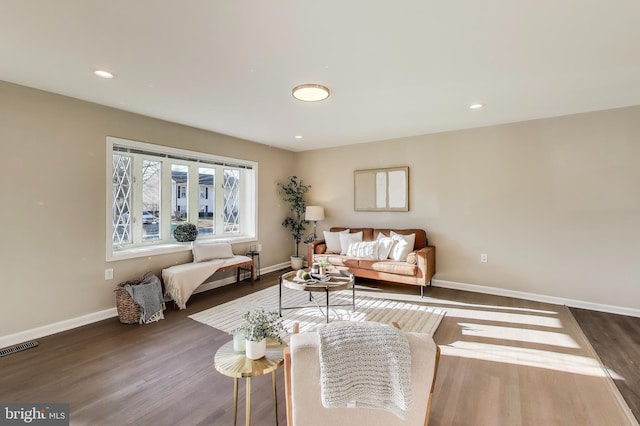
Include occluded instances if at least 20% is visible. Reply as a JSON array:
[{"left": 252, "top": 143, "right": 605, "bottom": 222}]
[
  {"left": 245, "top": 338, "right": 267, "bottom": 360},
  {"left": 290, "top": 256, "right": 304, "bottom": 270}
]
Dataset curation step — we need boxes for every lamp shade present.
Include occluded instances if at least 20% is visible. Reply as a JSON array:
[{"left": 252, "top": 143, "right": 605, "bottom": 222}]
[{"left": 305, "top": 206, "right": 325, "bottom": 221}]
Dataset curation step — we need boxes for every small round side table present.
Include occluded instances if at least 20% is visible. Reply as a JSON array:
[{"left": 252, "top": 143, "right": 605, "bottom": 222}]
[{"left": 214, "top": 339, "right": 286, "bottom": 426}]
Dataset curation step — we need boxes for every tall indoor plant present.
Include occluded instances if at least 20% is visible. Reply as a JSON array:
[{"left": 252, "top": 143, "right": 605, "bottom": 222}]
[{"left": 277, "top": 176, "right": 311, "bottom": 270}]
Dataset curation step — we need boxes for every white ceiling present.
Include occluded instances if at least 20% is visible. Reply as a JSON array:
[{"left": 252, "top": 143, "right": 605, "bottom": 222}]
[{"left": 2, "top": 1, "right": 640, "bottom": 152}]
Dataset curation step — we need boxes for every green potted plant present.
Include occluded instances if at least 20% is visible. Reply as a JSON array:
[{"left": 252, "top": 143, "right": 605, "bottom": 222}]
[
  {"left": 173, "top": 222, "right": 198, "bottom": 242},
  {"left": 235, "top": 309, "right": 286, "bottom": 359},
  {"left": 277, "top": 176, "right": 311, "bottom": 270}
]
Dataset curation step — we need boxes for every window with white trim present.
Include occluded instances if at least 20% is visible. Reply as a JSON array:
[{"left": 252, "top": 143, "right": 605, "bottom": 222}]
[{"left": 107, "top": 137, "right": 257, "bottom": 260}]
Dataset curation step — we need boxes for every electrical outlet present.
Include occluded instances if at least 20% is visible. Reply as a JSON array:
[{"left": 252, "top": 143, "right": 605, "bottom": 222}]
[
  {"left": 480, "top": 253, "right": 488, "bottom": 263},
  {"left": 105, "top": 268, "right": 114, "bottom": 280},
  {"left": 257, "top": 244, "right": 262, "bottom": 252}
]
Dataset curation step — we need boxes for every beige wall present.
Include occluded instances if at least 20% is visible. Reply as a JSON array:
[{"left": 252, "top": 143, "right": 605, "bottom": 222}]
[
  {"left": 295, "top": 106, "right": 640, "bottom": 310},
  {"left": 2, "top": 78, "right": 639, "bottom": 339},
  {"left": 0, "top": 81, "right": 296, "bottom": 337}
]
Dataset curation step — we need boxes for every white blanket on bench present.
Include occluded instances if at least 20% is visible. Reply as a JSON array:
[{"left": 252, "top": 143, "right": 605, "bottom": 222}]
[{"left": 162, "top": 255, "right": 251, "bottom": 309}]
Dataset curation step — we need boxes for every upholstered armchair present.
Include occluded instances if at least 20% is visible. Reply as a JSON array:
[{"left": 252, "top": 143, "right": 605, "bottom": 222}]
[{"left": 284, "top": 322, "right": 440, "bottom": 426}]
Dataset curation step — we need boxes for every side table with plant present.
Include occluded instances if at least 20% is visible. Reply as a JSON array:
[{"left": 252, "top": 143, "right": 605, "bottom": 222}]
[{"left": 234, "top": 309, "right": 286, "bottom": 360}]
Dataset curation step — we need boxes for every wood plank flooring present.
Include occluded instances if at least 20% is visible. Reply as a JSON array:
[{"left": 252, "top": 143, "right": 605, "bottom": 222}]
[
  {"left": 0, "top": 271, "right": 637, "bottom": 425},
  {"left": 570, "top": 307, "right": 640, "bottom": 422}
]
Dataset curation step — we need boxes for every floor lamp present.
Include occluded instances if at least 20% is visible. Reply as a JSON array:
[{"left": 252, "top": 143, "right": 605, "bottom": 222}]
[{"left": 305, "top": 206, "right": 325, "bottom": 241}]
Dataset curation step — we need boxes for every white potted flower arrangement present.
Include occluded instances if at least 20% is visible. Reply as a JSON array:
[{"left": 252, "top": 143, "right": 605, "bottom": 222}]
[{"left": 235, "top": 309, "right": 286, "bottom": 360}]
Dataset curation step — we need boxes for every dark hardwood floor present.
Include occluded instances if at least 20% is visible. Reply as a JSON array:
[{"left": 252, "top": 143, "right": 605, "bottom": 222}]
[
  {"left": 1, "top": 270, "right": 638, "bottom": 425},
  {"left": 1, "top": 273, "right": 287, "bottom": 426},
  {"left": 570, "top": 307, "right": 640, "bottom": 422}
]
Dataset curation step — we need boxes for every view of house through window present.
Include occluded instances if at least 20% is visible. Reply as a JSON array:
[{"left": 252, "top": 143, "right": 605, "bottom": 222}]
[{"left": 108, "top": 137, "right": 257, "bottom": 259}]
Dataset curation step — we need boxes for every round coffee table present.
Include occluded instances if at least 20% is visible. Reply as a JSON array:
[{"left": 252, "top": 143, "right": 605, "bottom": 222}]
[
  {"left": 214, "top": 339, "right": 286, "bottom": 426},
  {"left": 279, "top": 270, "right": 356, "bottom": 323}
]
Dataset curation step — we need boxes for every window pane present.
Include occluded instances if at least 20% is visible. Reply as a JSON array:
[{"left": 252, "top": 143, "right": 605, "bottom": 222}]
[
  {"left": 171, "top": 164, "right": 189, "bottom": 236},
  {"left": 142, "top": 160, "right": 161, "bottom": 240},
  {"left": 198, "top": 167, "right": 215, "bottom": 235},
  {"left": 112, "top": 154, "right": 132, "bottom": 245},
  {"left": 223, "top": 169, "right": 240, "bottom": 234}
]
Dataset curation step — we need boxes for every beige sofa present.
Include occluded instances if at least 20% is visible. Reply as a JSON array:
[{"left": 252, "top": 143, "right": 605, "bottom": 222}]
[{"left": 307, "top": 227, "right": 435, "bottom": 296}]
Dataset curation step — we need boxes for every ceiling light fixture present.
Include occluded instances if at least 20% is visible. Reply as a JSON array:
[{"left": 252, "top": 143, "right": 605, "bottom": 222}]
[
  {"left": 295, "top": 135, "right": 303, "bottom": 139},
  {"left": 94, "top": 70, "right": 116, "bottom": 79},
  {"left": 469, "top": 103, "right": 484, "bottom": 110},
  {"left": 292, "top": 84, "right": 330, "bottom": 102}
]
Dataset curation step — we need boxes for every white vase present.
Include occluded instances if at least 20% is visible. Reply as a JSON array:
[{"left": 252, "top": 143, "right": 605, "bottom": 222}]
[
  {"left": 290, "top": 256, "right": 304, "bottom": 270},
  {"left": 245, "top": 338, "right": 266, "bottom": 360}
]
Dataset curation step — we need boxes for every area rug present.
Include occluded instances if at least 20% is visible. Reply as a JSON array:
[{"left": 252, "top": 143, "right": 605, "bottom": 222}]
[{"left": 189, "top": 285, "right": 445, "bottom": 337}]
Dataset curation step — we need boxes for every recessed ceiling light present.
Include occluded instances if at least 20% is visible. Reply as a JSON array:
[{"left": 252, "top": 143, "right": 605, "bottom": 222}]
[
  {"left": 94, "top": 70, "right": 116, "bottom": 79},
  {"left": 292, "top": 84, "right": 330, "bottom": 102},
  {"left": 469, "top": 103, "right": 484, "bottom": 110},
  {"left": 295, "top": 135, "right": 303, "bottom": 139}
]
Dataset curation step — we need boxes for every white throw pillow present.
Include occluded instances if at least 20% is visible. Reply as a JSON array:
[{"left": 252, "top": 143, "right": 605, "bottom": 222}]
[
  {"left": 376, "top": 234, "right": 395, "bottom": 260},
  {"left": 347, "top": 240, "right": 379, "bottom": 259},
  {"left": 389, "top": 231, "right": 416, "bottom": 262},
  {"left": 323, "top": 229, "right": 349, "bottom": 254},
  {"left": 192, "top": 241, "right": 234, "bottom": 263},
  {"left": 340, "top": 231, "right": 363, "bottom": 255}
]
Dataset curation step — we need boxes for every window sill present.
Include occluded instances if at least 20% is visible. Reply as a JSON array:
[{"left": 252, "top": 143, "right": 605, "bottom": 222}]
[{"left": 107, "top": 236, "right": 257, "bottom": 262}]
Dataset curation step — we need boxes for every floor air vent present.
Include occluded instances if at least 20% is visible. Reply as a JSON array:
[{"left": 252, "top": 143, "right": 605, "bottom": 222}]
[{"left": 0, "top": 340, "right": 39, "bottom": 357}]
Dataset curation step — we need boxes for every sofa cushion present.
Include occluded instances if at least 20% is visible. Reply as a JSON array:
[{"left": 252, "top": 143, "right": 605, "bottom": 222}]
[
  {"left": 330, "top": 227, "right": 374, "bottom": 242},
  {"left": 340, "top": 231, "right": 363, "bottom": 254},
  {"left": 324, "top": 229, "right": 349, "bottom": 254},
  {"left": 192, "top": 241, "right": 234, "bottom": 263},
  {"left": 390, "top": 232, "right": 415, "bottom": 261},
  {"left": 376, "top": 234, "right": 395, "bottom": 260},
  {"left": 346, "top": 240, "right": 379, "bottom": 259},
  {"left": 358, "top": 259, "right": 417, "bottom": 276},
  {"left": 314, "top": 254, "right": 360, "bottom": 268},
  {"left": 374, "top": 229, "right": 427, "bottom": 250}
]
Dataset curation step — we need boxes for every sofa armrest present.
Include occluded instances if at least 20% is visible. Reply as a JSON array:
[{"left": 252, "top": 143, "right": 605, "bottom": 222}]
[
  {"left": 307, "top": 240, "right": 326, "bottom": 265},
  {"left": 415, "top": 246, "right": 436, "bottom": 285}
]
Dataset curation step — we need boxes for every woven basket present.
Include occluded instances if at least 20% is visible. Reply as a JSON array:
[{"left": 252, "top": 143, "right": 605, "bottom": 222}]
[{"left": 114, "top": 279, "right": 143, "bottom": 324}]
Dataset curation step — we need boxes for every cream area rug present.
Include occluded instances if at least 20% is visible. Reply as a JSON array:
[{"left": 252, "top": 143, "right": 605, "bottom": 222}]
[{"left": 189, "top": 285, "right": 445, "bottom": 337}]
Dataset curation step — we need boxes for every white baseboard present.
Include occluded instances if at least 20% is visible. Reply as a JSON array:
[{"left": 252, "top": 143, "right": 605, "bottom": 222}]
[
  {"left": 0, "top": 262, "right": 292, "bottom": 349},
  {"left": 433, "top": 279, "right": 640, "bottom": 318},
  {"left": 0, "top": 308, "right": 118, "bottom": 350}
]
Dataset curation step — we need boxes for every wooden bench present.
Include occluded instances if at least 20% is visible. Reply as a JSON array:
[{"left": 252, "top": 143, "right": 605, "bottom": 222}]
[{"left": 162, "top": 255, "right": 254, "bottom": 309}]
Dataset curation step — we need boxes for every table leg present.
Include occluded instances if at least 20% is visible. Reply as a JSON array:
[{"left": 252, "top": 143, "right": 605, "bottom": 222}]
[
  {"left": 233, "top": 378, "right": 239, "bottom": 426},
  {"left": 352, "top": 281, "right": 356, "bottom": 311},
  {"left": 279, "top": 276, "right": 282, "bottom": 316},
  {"left": 272, "top": 370, "right": 278, "bottom": 426},
  {"left": 326, "top": 287, "right": 330, "bottom": 323},
  {"left": 246, "top": 377, "right": 251, "bottom": 426}
]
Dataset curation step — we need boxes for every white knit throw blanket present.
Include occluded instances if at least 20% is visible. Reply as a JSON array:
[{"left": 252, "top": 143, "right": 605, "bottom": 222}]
[{"left": 317, "top": 322, "right": 413, "bottom": 419}]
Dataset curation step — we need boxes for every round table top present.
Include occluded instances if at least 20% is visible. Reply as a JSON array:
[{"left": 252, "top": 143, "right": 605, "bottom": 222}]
[
  {"left": 281, "top": 269, "right": 355, "bottom": 292},
  {"left": 214, "top": 339, "right": 286, "bottom": 378}
]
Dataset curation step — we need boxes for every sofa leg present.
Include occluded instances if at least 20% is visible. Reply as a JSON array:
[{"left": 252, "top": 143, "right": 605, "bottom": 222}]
[
  {"left": 420, "top": 286, "right": 424, "bottom": 298},
  {"left": 429, "top": 279, "right": 432, "bottom": 287}
]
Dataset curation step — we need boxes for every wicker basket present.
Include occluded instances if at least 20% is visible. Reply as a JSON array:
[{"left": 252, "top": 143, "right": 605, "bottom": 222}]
[{"left": 114, "top": 279, "right": 143, "bottom": 324}]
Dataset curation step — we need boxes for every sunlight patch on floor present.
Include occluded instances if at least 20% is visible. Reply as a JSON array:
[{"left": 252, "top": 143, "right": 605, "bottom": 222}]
[
  {"left": 441, "top": 308, "right": 563, "bottom": 328},
  {"left": 441, "top": 340, "right": 624, "bottom": 379},
  {"left": 458, "top": 322, "right": 581, "bottom": 348},
  {"left": 419, "top": 297, "right": 559, "bottom": 315}
]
